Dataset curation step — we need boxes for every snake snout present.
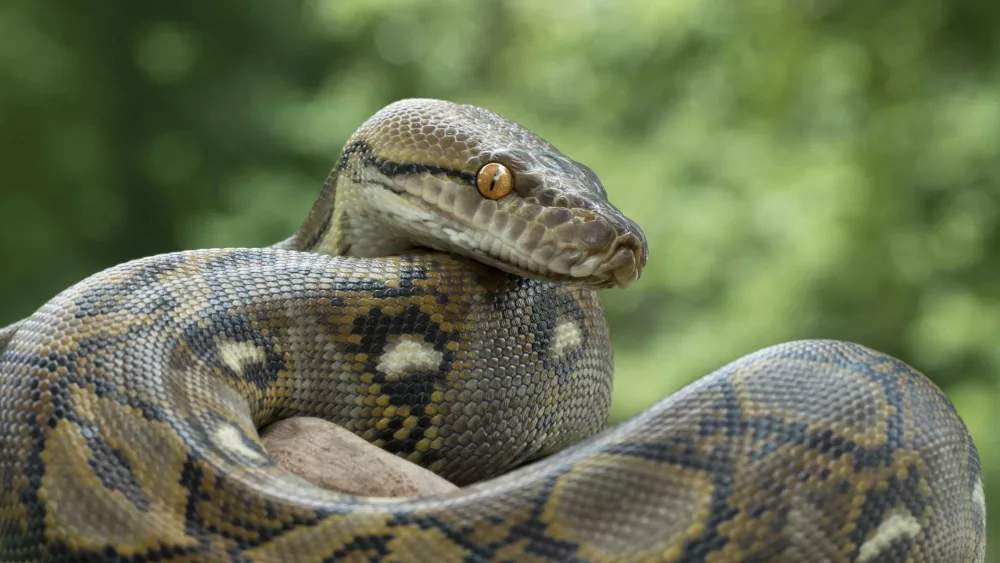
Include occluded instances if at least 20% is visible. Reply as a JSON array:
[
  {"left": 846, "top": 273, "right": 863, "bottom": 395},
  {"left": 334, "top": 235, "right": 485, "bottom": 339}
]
[
  {"left": 546, "top": 212, "right": 646, "bottom": 289},
  {"left": 604, "top": 231, "right": 646, "bottom": 289}
]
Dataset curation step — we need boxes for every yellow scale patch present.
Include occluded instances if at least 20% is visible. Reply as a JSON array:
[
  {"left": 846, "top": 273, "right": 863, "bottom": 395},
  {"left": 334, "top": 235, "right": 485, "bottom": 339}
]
[
  {"left": 38, "top": 385, "right": 196, "bottom": 555},
  {"left": 732, "top": 357, "right": 891, "bottom": 450},
  {"left": 238, "top": 512, "right": 472, "bottom": 563},
  {"left": 541, "top": 455, "right": 714, "bottom": 561}
]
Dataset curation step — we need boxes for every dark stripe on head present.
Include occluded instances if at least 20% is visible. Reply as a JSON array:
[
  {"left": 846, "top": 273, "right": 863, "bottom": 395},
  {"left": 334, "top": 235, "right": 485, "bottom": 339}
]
[{"left": 337, "top": 139, "right": 476, "bottom": 186}]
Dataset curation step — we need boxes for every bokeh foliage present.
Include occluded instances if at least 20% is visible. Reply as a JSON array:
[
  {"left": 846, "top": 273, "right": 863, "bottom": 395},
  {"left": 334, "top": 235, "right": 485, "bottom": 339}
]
[{"left": 0, "top": 0, "right": 996, "bottom": 555}]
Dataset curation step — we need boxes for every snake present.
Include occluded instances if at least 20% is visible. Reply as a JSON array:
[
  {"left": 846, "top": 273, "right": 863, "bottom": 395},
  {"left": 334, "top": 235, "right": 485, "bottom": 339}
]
[{"left": 0, "top": 98, "right": 986, "bottom": 562}]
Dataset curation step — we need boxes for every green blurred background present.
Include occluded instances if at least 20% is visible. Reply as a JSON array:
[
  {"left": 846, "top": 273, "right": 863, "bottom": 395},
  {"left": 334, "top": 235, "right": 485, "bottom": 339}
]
[{"left": 0, "top": 0, "right": 996, "bottom": 556}]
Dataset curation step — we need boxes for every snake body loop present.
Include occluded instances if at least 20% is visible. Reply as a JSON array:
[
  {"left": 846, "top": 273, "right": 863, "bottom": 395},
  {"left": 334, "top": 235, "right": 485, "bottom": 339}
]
[{"left": 0, "top": 99, "right": 986, "bottom": 562}]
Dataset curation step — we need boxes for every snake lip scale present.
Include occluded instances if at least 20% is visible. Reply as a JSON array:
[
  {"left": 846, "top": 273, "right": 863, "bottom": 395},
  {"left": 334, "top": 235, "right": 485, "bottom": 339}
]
[{"left": 0, "top": 98, "right": 986, "bottom": 562}]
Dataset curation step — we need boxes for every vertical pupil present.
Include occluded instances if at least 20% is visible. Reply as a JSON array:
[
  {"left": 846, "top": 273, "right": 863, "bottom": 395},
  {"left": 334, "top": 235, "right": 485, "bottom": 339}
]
[{"left": 490, "top": 169, "right": 501, "bottom": 191}]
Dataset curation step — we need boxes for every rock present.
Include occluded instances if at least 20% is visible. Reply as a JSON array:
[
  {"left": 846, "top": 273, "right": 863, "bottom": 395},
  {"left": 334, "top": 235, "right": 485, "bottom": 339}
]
[{"left": 259, "top": 417, "right": 458, "bottom": 497}]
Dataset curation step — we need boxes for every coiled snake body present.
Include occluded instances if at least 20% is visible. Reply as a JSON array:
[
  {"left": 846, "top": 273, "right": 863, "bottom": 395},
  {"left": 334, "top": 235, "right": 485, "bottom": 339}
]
[{"left": 0, "top": 99, "right": 986, "bottom": 562}]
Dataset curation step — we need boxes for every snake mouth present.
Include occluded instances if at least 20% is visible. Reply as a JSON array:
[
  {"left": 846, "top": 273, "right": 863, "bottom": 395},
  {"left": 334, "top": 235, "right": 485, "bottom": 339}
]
[{"left": 398, "top": 184, "right": 647, "bottom": 289}]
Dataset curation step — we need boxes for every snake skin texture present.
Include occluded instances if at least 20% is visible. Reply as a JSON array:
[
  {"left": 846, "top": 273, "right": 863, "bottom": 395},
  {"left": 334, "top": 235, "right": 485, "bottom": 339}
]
[{"left": 0, "top": 99, "right": 986, "bottom": 562}]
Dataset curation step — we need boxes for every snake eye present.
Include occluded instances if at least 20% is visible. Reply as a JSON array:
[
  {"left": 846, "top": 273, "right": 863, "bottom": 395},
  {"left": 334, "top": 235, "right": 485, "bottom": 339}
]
[{"left": 476, "top": 163, "right": 514, "bottom": 200}]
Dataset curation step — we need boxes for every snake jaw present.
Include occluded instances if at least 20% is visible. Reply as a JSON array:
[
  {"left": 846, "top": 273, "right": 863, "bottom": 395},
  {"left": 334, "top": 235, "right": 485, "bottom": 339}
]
[
  {"left": 495, "top": 192, "right": 647, "bottom": 289},
  {"left": 389, "top": 189, "right": 646, "bottom": 289}
]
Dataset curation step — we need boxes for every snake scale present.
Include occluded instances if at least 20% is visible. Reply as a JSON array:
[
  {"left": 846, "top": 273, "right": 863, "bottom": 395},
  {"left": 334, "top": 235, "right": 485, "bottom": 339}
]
[{"left": 0, "top": 99, "right": 986, "bottom": 562}]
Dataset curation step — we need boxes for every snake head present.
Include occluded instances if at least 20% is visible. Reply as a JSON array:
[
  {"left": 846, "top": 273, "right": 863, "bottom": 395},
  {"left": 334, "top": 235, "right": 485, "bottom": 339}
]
[{"left": 332, "top": 98, "right": 648, "bottom": 289}]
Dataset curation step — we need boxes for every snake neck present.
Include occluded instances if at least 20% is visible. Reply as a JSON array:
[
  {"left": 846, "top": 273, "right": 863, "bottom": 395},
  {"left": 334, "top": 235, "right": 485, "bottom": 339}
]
[
  {"left": 278, "top": 168, "right": 419, "bottom": 258},
  {"left": 275, "top": 168, "right": 339, "bottom": 254}
]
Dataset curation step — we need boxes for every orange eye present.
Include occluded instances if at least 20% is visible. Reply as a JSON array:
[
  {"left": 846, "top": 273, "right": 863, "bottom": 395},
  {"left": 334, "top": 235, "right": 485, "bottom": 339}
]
[{"left": 476, "top": 163, "right": 514, "bottom": 200}]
